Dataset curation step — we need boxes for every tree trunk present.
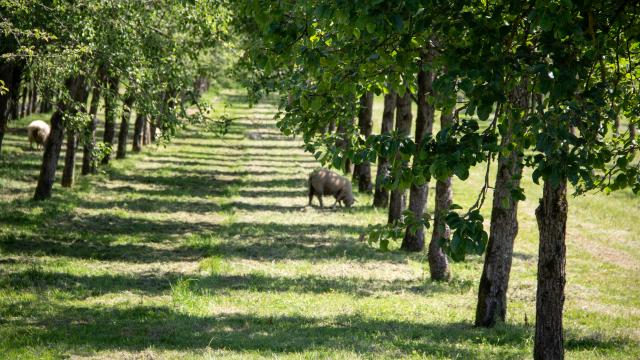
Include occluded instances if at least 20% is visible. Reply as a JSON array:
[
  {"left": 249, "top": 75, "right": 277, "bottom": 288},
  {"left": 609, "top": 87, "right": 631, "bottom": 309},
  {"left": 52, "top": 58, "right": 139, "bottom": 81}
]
[
  {"left": 194, "top": 76, "right": 209, "bottom": 97},
  {"left": 630, "top": 123, "right": 637, "bottom": 144},
  {"left": 116, "top": 93, "right": 135, "bottom": 159},
  {"left": 428, "top": 111, "right": 453, "bottom": 281},
  {"left": 101, "top": 74, "right": 119, "bottom": 165},
  {"left": 328, "top": 119, "right": 336, "bottom": 133},
  {"left": 150, "top": 120, "right": 157, "bottom": 143},
  {"left": 82, "top": 83, "right": 102, "bottom": 175},
  {"left": 373, "top": 92, "right": 396, "bottom": 208},
  {"left": 61, "top": 80, "right": 89, "bottom": 188},
  {"left": 6, "top": 63, "right": 24, "bottom": 124},
  {"left": 61, "top": 131, "right": 77, "bottom": 187},
  {"left": 143, "top": 118, "right": 151, "bottom": 145},
  {"left": 132, "top": 113, "right": 145, "bottom": 152},
  {"left": 402, "top": 64, "right": 435, "bottom": 252},
  {"left": 534, "top": 178, "right": 568, "bottom": 360},
  {"left": 475, "top": 131, "right": 523, "bottom": 325},
  {"left": 39, "top": 94, "right": 52, "bottom": 113},
  {"left": 20, "top": 84, "right": 28, "bottom": 118},
  {"left": 336, "top": 120, "right": 352, "bottom": 174},
  {"left": 475, "top": 83, "right": 529, "bottom": 327},
  {"left": 0, "top": 60, "right": 24, "bottom": 153},
  {"left": 34, "top": 76, "right": 86, "bottom": 200},
  {"left": 387, "top": 91, "right": 413, "bottom": 224},
  {"left": 29, "top": 81, "right": 38, "bottom": 114},
  {"left": 352, "top": 92, "right": 374, "bottom": 192},
  {"left": 0, "top": 68, "right": 8, "bottom": 153},
  {"left": 25, "top": 83, "right": 33, "bottom": 116}
]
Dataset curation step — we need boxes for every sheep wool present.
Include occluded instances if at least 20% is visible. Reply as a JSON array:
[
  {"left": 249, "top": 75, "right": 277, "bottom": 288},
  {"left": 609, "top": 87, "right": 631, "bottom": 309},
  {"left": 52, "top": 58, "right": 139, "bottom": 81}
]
[
  {"left": 27, "top": 120, "right": 50, "bottom": 150},
  {"left": 308, "top": 168, "right": 355, "bottom": 208}
]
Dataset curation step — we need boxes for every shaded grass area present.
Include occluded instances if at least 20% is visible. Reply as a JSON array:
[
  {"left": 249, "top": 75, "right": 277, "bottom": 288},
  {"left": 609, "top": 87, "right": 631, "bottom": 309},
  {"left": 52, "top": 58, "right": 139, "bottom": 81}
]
[{"left": 0, "top": 90, "right": 638, "bottom": 359}]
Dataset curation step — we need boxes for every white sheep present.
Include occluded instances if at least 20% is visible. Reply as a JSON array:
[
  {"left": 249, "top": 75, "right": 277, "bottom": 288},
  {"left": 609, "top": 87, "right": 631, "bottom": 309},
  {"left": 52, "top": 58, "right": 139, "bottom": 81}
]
[{"left": 27, "top": 120, "right": 50, "bottom": 150}]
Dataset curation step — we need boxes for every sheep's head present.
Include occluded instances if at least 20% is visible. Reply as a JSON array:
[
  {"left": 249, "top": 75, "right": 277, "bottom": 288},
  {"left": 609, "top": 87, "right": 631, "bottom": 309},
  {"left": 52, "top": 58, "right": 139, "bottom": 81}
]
[{"left": 343, "top": 194, "right": 355, "bottom": 208}]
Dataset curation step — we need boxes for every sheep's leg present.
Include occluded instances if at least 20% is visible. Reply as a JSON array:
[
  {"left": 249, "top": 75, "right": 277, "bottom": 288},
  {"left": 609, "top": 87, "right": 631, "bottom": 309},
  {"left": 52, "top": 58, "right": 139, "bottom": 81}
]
[
  {"left": 308, "top": 184, "right": 315, "bottom": 206},
  {"left": 332, "top": 189, "right": 343, "bottom": 209},
  {"left": 317, "top": 194, "right": 324, "bottom": 209},
  {"left": 331, "top": 198, "right": 340, "bottom": 209}
]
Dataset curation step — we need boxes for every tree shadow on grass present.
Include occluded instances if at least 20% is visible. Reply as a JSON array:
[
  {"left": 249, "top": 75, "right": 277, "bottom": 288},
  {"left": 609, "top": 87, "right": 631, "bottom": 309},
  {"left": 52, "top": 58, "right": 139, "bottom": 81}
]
[
  {"left": 0, "top": 232, "right": 204, "bottom": 263},
  {"left": 0, "top": 215, "right": 400, "bottom": 263},
  {"left": 146, "top": 151, "right": 317, "bottom": 163},
  {"left": 1, "top": 266, "right": 464, "bottom": 299},
  {"left": 144, "top": 159, "right": 316, "bottom": 172},
  {"left": 4, "top": 302, "right": 631, "bottom": 358}
]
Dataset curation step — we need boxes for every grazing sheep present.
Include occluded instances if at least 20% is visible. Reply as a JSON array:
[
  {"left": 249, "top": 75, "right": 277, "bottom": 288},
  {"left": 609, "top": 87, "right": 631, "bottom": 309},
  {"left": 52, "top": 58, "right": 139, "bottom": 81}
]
[
  {"left": 27, "top": 120, "right": 50, "bottom": 150},
  {"left": 308, "top": 168, "right": 355, "bottom": 208}
]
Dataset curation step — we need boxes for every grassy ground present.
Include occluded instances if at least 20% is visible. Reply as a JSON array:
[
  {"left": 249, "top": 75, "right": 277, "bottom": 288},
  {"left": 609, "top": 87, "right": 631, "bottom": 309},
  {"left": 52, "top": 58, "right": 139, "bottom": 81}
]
[{"left": 0, "top": 90, "right": 639, "bottom": 359}]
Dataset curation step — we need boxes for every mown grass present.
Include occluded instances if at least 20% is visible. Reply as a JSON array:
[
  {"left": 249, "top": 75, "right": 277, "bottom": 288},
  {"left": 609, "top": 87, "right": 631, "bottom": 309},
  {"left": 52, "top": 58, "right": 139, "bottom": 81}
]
[{"left": 0, "top": 90, "right": 638, "bottom": 359}]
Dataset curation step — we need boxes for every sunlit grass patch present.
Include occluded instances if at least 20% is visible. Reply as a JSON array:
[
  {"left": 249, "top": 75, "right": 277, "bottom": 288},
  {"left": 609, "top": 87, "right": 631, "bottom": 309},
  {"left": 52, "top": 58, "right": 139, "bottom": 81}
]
[{"left": 199, "top": 256, "right": 231, "bottom": 275}]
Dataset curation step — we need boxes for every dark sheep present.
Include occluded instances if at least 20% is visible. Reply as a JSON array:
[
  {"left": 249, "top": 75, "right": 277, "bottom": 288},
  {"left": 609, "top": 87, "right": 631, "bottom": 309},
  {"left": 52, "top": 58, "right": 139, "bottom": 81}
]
[{"left": 308, "top": 168, "right": 355, "bottom": 208}]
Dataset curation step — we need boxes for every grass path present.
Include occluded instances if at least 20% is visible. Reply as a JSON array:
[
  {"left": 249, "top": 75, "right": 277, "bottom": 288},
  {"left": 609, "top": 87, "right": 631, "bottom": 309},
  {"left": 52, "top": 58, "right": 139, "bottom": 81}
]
[{"left": 0, "top": 91, "right": 639, "bottom": 359}]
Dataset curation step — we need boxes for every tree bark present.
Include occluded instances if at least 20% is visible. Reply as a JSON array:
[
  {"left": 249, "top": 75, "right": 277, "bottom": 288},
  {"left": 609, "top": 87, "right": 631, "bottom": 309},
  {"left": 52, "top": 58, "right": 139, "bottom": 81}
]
[
  {"left": 475, "top": 129, "right": 523, "bottom": 326},
  {"left": 0, "top": 67, "right": 8, "bottom": 153},
  {"left": 39, "top": 94, "right": 52, "bottom": 113},
  {"left": 132, "top": 113, "right": 145, "bottom": 152},
  {"left": 327, "top": 119, "right": 336, "bottom": 133},
  {"left": 194, "top": 76, "right": 209, "bottom": 97},
  {"left": 61, "top": 80, "right": 89, "bottom": 188},
  {"left": 7, "top": 72, "right": 22, "bottom": 121},
  {"left": 116, "top": 93, "right": 135, "bottom": 159},
  {"left": 25, "top": 82, "right": 33, "bottom": 116},
  {"left": 143, "top": 117, "right": 151, "bottom": 145},
  {"left": 336, "top": 120, "right": 352, "bottom": 174},
  {"left": 61, "top": 131, "right": 78, "bottom": 187},
  {"left": 428, "top": 111, "right": 453, "bottom": 281},
  {"left": 373, "top": 92, "right": 396, "bottom": 208},
  {"left": 150, "top": 120, "right": 157, "bottom": 142},
  {"left": 20, "top": 83, "right": 28, "bottom": 118},
  {"left": 387, "top": 91, "right": 413, "bottom": 224},
  {"left": 402, "top": 63, "right": 435, "bottom": 252},
  {"left": 29, "top": 81, "right": 38, "bottom": 114},
  {"left": 476, "top": 82, "right": 529, "bottom": 327},
  {"left": 630, "top": 123, "right": 637, "bottom": 144},
  {"left": 101, "top": 74, "right": 119, "bottom": 165},
  {"left": 82, "top": 82, "right": 102, "bottom": 175},
  {"left": 534, "top": 178, "right": 568, "bottom": 360},
  {"left": 0, "top": 60, "right": 24, "bottom": 154},
  {"left": 352, "top": 92, "right": 374, "bottom": 192},
  {"left": 34, "top": 76, "right": 86, "bottom": 200}
]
